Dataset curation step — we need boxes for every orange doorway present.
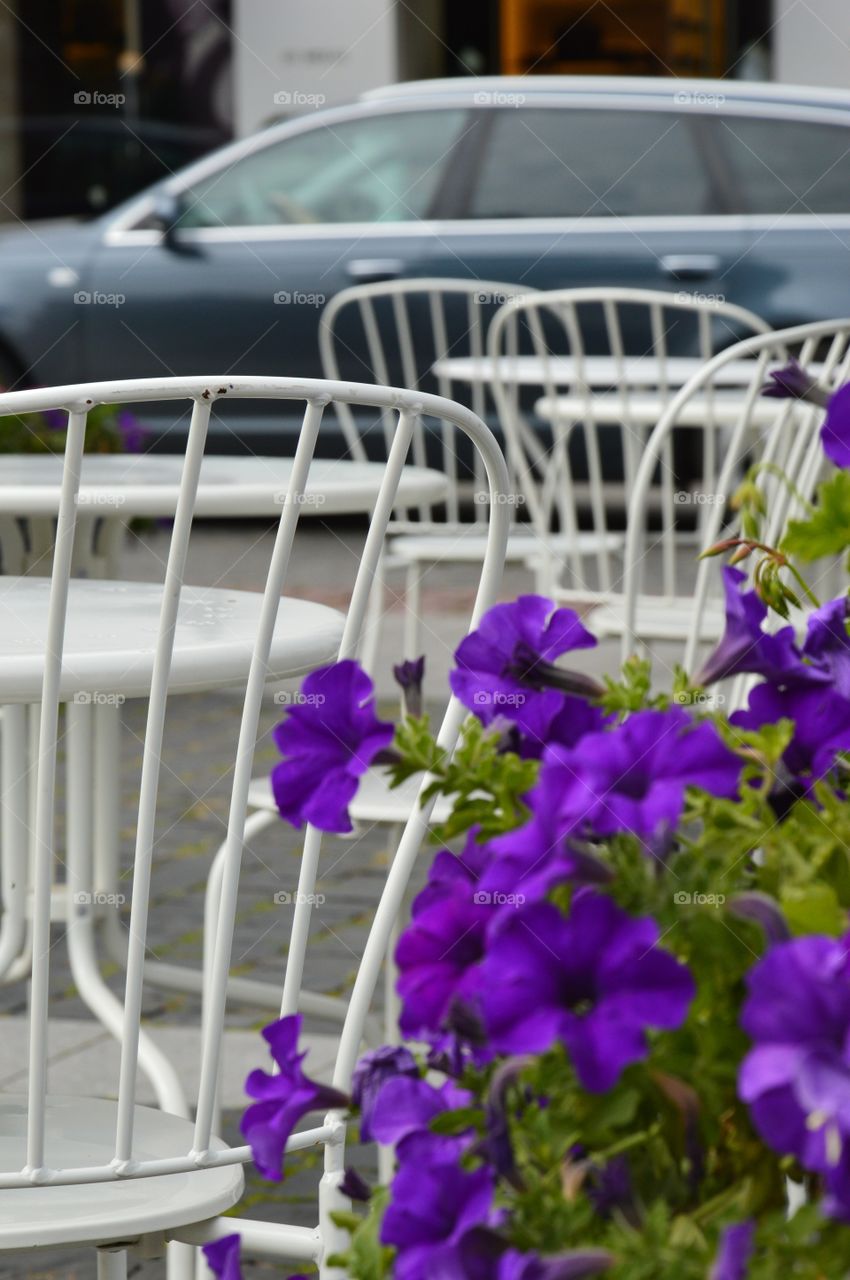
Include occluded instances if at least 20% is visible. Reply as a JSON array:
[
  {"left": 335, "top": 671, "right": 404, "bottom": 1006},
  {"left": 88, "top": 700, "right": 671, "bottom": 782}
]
[{"left": 500, "top": 0, "right": 728, "bottom": 78}]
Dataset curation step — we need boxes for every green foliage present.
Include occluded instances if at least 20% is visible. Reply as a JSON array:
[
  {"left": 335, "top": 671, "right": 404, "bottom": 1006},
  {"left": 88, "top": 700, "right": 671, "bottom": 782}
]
[
  {"left": 389, "top": 714, "right": 538, "bottom": 842},
  {"left": 782, "top": 470, "right": 850, "bottom": 562},
  {"left": 327, "top": 1186, "right": 395, "bottom": 1280},
  {"left": 0, "top": 403, "right": 135, "bottom": 454}
]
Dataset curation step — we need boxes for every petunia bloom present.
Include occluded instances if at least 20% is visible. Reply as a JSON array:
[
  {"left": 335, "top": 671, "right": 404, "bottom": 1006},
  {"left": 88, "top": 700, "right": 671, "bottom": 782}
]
[
  {"left": 393, "top": 655, "right": 425, "bottom": 717},
  {"left": 368, "top": 1072, "right": 473, "bottom": 1154},
  {"left": 202, "top": 1234, "right": 243, "bottom": 1280},
  {"left": 761, "top": 357, "right": 827, "bottom": 404},
  {"left": 241, "top": 1014, "right": 348, "bottom": 1180},
  {"left": 693, "top": 566, "right": 807, "bottom": 689},
  {"left": 351, "top": 1044, "right": 419, "bottom": 1142},
  {"left": 710, "top": 1221, "right": 755, "bottom": 1280},
  {"left": 526, "top": 707, "right": 741, "bottom": 843},
  {"left": 480, "top": 893, "right": 694, "bottom": 1091},
  {"left": 271, "top": 660, "right": 394, "bottom": 833},
  {"left": 802, "top": 594, "right": 850, "bottom": 699},
  {"left": 821, "top": 383, "right": 850, "bottom": 469},
  {"left": 380, "top": 1149, "right": 496, "bottom": 1280},
  {"left": 450, "top": 596, "right": 598, "bottom": 745},
  {"left": 731, "top": 681, "right": 850, "bottom": 786},
  {"left": 739, "top": 933, "right": 850, "bottom": 1215}
]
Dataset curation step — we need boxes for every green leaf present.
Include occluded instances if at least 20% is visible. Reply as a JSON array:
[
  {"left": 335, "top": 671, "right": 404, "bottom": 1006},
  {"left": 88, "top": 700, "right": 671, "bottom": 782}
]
[
  {"left": 780, "top": 882, "right": 846, "bottom": 936},
  {"left": 782, "top": 470, "right": 850, "bottom": 561}
]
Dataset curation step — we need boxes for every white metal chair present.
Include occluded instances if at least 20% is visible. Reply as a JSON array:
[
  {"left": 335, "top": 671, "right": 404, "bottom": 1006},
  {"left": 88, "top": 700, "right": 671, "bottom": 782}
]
[
  {"left": 319, "top": 277, "right": 538, "bottom": 662},
  {"left": 487, "top": 286, "right": 771, "bottom": 627},
  {"left": 621, "top": 319, "right": 850, "bottom": 689},
  {"left": 0, "top": 376, "right": 510, "bottom": 1278}
]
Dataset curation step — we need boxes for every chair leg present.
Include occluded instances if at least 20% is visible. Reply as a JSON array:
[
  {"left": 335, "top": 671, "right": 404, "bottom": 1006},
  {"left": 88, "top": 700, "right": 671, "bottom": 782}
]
[{"left": 96, "top": 1247, "right": 128, "bottom": 1280}]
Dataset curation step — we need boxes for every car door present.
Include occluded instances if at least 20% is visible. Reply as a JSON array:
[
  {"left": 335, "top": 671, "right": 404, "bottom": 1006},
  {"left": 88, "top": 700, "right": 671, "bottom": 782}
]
[
  {"left": 700, "top": 104, "right": 850, "bottom": 330},
  {"left": 83, "top": 106, "right": 471, "bottom": 390},
  {"left": 426, "top": 98, "right": 753, "bottom": 346}
]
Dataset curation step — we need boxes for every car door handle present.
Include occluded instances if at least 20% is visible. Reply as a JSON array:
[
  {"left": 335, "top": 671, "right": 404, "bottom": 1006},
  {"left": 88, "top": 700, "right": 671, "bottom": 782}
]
[
  {"left": 346, "top": 258, "right": 406, "bottom": 284},
  {"left": 660, "top": 254, "right": 722, "bottom": 282}
]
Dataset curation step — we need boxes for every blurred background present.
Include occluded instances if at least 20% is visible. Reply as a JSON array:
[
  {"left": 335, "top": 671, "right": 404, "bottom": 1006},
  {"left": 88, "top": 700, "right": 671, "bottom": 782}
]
[{"left": 0, "top": 0, "right": 840, "bottom": 223}]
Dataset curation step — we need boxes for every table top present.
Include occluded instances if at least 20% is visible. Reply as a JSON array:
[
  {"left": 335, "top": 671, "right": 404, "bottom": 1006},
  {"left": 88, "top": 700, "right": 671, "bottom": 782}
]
[
  {"left": 0, "top": 455, "right": 449, "bottom": 518},
  {"left": 0, "top": 577, "right": 345, "bottom": 701},
  {"left": 534, "top": 390, "right": 800, "bottom": 428},
  {"left": 433, "top": 354, "right": 818, "bottom": 390}
]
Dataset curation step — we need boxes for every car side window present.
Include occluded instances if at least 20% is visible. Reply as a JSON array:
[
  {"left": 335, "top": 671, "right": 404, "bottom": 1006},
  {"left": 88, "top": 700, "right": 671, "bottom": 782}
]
[
  {"left": 711, "top": 114, "right": 850, "bottom": 215},
  {"left": 468, "top": 107, "right": 713, "bottom": 218},
  {"left": 173, "top": 110, "right": 467, "bottom": 228}
]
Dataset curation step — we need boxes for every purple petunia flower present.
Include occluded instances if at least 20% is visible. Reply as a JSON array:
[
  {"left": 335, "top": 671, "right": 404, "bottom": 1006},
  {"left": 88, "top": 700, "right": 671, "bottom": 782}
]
[
  {"left": 802, "top": 594, "right": 850, "bottom": 698},
  {"left": 393, "top": 655, "right": 425, "bottom": 717},
  {"left": 241, "top": 1014, "right": 348, "bottom": 1180},
  {"left": 694, "top": 567, "right": 808, "bottom": 689},
  {"left": 731, "top": 681, "right": 850, "bottom": 785},
  {"left": 381, "top": 1149, "right": 497, "bottom": 1280},
  {"left": 116, "top": 408, "right": 148, "bottom": 454},
  {"left": 395, "top": 880, "right": 490, "bottom": 1039},
  {"left": 524, "top": 707, "right": 741, "bottom": 843},
  {"left": 202, "top": 1234, "right": 243, "bottom": 1280},
  {"left": 450, "top": 596, "right": 598, "bottom": 745},
  {"left": 821, "top": 383, "right": 850, "bottom": 469},
  {"left": 271, "top": 660, "right": 394, "bottom": 833},
  {"left": 710, "top": 1221, "right": 755, "bottom": 1280},
  {"left": 351, "top": 1044, "right": 419, "bottom": 1142},
  {"left": 368, "top": 1073, "right": 473, "bottom": 1153},
  {"left": 497, "top": 1249, "right": 615, "bottom": 1279},
  {"left": 739, "top": 934, "right": 850, "bottom": 1215},
  {"left": 761, "top": 357, "right": 828, "bottom": 405},
  {"left": 480, "top": 893, "right": 694, "bottom": 1091}
]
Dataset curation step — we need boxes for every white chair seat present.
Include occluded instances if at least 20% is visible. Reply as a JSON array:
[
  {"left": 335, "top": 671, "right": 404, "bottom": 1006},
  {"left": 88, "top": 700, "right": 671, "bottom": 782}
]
[
  {"left": 389, "top": 528, "right": 624, "bottom": 566},
  {"left": 0, "top": 1096, "right": 243, "bottom": 1249},
  {"left": 248, "top": 765, "right": 454, "bottom": 827},
  {"left": 586, "top": 594, "right": 725, "bottom": 642}
]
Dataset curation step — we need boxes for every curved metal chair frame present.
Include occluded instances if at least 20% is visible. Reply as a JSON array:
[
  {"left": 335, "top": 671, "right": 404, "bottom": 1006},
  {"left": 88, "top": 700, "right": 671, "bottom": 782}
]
[
  {"left": 487, "top": 285, "right": 771, "bottom": 612},
  {"left": 621, "top": 319, "right": 850, "bottom": 693},
  {"left": 0, "top": 376, "right": 510, "bottom": 1278}
]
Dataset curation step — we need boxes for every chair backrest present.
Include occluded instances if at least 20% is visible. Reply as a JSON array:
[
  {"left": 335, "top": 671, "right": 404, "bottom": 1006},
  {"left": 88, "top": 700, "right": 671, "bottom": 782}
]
[
  {"left": 319, "top": 278, "right": 532, "bottom": 527},
  {"left": 487, "top": 286, "right": 771, "bottom": 598},
  {"left": 621, "top": 320, "right": 850, "bottom": 678},
  {"left": 0, "top": 375, "right": 509, "bottom": 1192}
]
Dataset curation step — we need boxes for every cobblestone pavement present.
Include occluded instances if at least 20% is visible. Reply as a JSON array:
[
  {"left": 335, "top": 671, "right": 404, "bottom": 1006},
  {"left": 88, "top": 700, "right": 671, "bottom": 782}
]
[{"left": 2, "top": 517, "right": 627, "bottom": 1278}]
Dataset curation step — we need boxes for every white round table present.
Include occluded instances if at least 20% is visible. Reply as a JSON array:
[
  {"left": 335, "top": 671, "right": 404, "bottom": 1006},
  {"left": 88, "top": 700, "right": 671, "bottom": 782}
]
[
  {"left": 0, "top": 454, "right": 449, "bottom": 518},
  {"left": 0, "top": 575, "right": 346, "bottom": 1123},
  {"left": 0, "top": 577, "right": 344, "bottom": 702}
]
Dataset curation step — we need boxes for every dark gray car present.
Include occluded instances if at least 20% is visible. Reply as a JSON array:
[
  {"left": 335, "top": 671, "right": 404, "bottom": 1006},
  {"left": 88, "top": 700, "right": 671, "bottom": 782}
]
[{"left": 1, "top": 75, "right": 849, "bottom": 450}]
